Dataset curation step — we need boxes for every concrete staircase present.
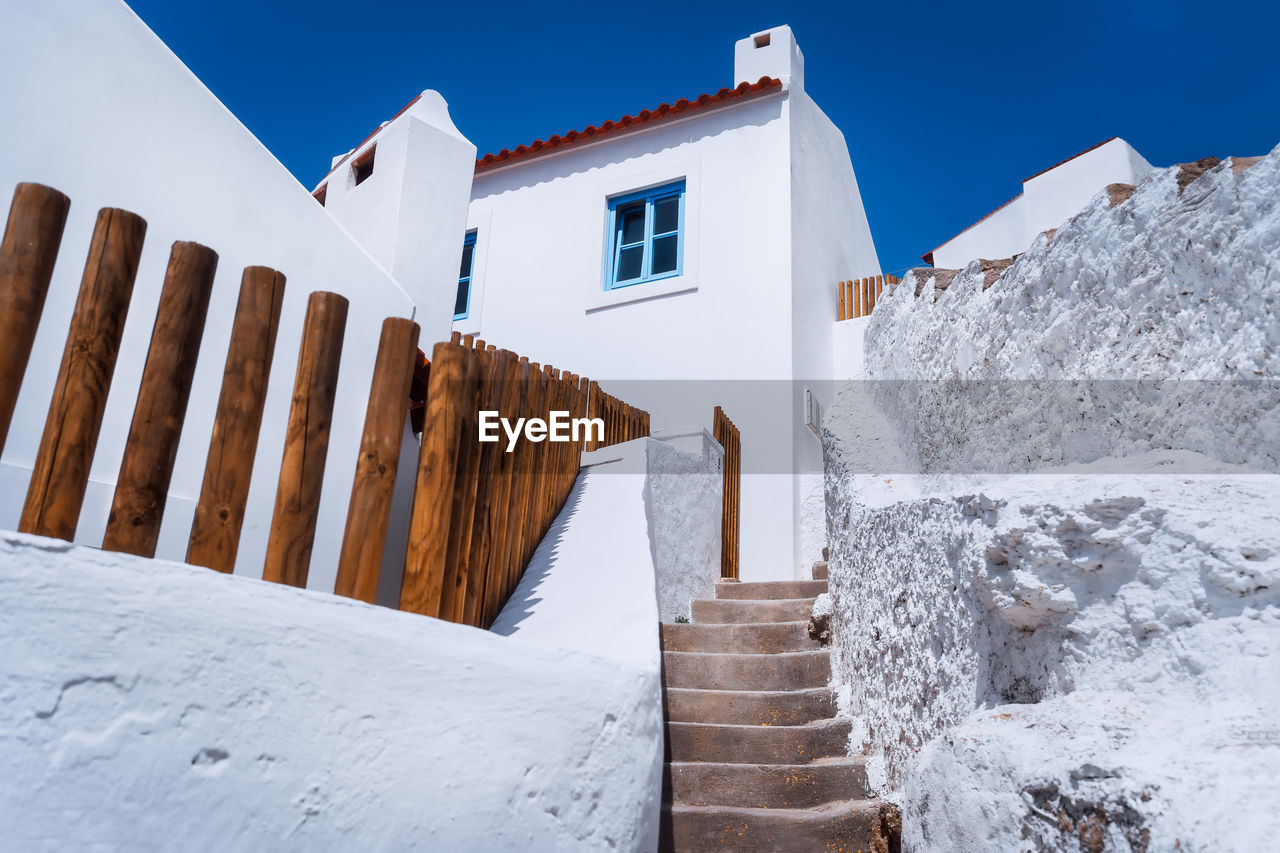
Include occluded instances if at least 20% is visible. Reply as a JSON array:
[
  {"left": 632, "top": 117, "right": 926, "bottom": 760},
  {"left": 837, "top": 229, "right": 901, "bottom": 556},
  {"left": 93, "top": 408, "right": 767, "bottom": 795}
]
[{"left": 659, "top": 562, "right": 898, "bottom": 852}]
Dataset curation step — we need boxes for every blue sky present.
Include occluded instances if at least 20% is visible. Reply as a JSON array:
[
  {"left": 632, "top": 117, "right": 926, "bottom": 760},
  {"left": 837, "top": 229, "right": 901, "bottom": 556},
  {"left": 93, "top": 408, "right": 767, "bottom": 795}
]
[{"left": 128, "top": 0, "right": 1277, "bottom": 276}]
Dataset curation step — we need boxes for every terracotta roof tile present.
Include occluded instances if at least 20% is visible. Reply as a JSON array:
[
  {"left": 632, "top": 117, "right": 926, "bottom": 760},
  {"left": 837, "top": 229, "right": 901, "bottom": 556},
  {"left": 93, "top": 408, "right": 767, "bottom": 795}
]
[{"left": 474, "top": 76, "right": 783, "bottom": 173}]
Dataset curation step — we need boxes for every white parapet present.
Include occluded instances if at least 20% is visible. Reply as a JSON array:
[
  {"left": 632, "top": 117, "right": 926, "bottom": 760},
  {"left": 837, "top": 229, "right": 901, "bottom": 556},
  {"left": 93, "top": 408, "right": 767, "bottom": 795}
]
[{"left": 0, "top": 529, "right": 663, "bottom": 851}]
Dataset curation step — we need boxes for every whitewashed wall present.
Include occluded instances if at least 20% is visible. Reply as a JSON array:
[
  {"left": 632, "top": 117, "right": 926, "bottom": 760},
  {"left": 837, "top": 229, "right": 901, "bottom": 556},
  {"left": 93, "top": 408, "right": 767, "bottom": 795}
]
[
  {"left": 464, "top": 92, "right": 794, "bottom": 580},
  {"left": 0, "top": 529, "right": 662, "bottom": 852},
  {"left": 0, "top": 0, "right": 428, "bottom": 592},
  {"left": 931, "top": 137, "right": 1154, "bottom": 268},
  {"left": 787, "top": 81, "right": 881, "bottom": 571},
  {"left": 832, "top": 317, "right": 869, "bottom": 380},
  {"left": 454, "top": 26, "right": 880, "bottom": 580}
]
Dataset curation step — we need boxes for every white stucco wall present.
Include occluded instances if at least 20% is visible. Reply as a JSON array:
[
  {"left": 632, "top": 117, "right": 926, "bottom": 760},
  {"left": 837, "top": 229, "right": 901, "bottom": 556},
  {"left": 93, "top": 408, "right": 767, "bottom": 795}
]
[
  {"left": 787, "top": 86, "right": 881, "bottom": 571},
  {"left": 0, "top": 0, "right": 418, "bottom": 592},
  {"left": 462, "top": 90, "right": 795, "bottom": 581},
  {"left": 446, "top": 27, "right": 880, "bottom": 581},
  {"left": 931, "top": 137, "right": 1154, "bottom": 269},
  {"left": 0, "top": 529, "right": 662, "bottom": 851},
  {"left": 832, "top": 317, "right": 869, "bottom": 380},
  {"left": 492, "top": 431, "right": 722, "bottom": 636}
]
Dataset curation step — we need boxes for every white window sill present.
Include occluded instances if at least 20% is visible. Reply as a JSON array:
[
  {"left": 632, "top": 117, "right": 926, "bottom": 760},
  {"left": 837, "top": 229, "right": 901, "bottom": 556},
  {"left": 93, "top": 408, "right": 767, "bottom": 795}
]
[{"left": 586, "top": 275, "right": 697, "bottom": 313}]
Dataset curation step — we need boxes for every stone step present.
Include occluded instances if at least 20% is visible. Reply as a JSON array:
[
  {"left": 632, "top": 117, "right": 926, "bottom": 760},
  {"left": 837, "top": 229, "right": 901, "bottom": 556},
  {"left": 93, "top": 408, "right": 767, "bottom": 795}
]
[
  {"left": 660, "top": 621, "right": 819, "bottom": 654},
  {"left": 664, "top": 758, "right": 870, "bottom": 809},
  {"left": 714, "top": 579, "right": 828, "bottom": 600},
  {"left": 663, "top": 687, "right": 837, "bottom": 726},
  {"left": 659, "top": 798, "right": 883, "bottom": 852},
  {"left": 811, "top": 561, "right": 828, "bottom": 580},
  {"left": 691, "top": 597, "right": 815, "bottom": 625},
  {"left": 662, "top": 650, "right": 830, "bottom": 691},
  {"left": 665, "top": 718, "right": 851, "bottom": 765}
]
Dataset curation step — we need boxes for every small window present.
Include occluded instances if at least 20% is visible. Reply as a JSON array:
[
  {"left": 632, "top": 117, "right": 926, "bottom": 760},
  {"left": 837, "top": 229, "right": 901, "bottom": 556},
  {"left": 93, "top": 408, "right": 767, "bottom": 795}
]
[
  {"left": 455, "top": 231, "right": 476, "bottom": 320},
  {"left": 352, "top": 145, "right": 376, "bottom": 186},
  {"left": 312, "top": 184, "right": 327, "bottom": 206},
  {"left": 754, "top": 32, "right": 771, "bottom": 48},
  {"left": 605, "top": 181, "right": 685, "bottom": 289}
]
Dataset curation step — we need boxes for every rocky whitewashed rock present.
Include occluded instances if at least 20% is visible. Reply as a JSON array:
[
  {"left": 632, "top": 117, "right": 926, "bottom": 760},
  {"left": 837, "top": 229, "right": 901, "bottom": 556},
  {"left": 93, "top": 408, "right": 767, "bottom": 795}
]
[{"left": 821, "top": 144, "right": 1280, "bottom": 851}]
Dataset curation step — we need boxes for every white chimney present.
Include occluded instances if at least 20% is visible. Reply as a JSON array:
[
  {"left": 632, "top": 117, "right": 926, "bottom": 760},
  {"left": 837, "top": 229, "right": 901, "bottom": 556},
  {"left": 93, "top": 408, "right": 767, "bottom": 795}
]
[{"left": 734, "top": 26, "right": 804, "bottom": 91}]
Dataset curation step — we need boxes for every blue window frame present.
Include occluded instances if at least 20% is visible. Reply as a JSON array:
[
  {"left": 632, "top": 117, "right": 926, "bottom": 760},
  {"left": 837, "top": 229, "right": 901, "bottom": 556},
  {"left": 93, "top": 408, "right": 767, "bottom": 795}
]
[
  {"left": 455, "top": 231, "right": 476, "bottom": 320},
  {"left": 605, "top": 180, "right": 685, "bottom": 289}
]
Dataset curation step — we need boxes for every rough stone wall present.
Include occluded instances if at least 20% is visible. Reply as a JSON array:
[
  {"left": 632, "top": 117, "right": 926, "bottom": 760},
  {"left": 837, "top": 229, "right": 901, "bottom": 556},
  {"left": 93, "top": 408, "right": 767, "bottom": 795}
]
[{"left": 822, "top": 146, "right": 1280, "bottom": 851}]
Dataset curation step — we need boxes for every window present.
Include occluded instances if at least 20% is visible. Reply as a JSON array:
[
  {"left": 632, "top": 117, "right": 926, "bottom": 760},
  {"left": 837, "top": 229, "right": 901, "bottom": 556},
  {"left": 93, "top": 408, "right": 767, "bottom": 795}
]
[
  {"left": 455, "top": 231, "right": 476, "bottom": 320},
  {"left": 312, "top": 184, "right": 327, "bottom": 206},
  {"left": 605, "top": 181, "right": 685, "bottom": 289},
  {"left": 352, "top": 145, "right": 376, "bottom": 186}
]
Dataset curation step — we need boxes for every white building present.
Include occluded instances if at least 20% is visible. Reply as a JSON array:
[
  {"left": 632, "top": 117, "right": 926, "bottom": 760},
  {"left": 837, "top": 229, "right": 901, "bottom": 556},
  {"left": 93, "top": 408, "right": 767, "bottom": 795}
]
[
  {"left": 320, "top": 26, "right": 883, "bottom": 579},
  {"left": 924, "top": 136, "right": 1153, "bottom": 269}
]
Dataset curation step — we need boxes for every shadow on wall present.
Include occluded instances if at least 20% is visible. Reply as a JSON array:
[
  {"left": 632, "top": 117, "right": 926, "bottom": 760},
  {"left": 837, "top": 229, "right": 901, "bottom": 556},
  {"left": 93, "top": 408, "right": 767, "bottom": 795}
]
[{"left": 489, "top": 473, "right": 588, "bottom": 637}]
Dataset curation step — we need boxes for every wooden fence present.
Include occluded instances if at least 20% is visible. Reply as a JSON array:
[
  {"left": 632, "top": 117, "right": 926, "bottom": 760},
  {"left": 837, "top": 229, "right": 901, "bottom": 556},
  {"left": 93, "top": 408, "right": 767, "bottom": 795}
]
[
  {"left": 837, "top": 274, "right": 901, "bottom": 320},
  {"left": 0, "top": 181, "right": 649, "bottom": 629},
  {"left": 712, "top": 405, "right": 740, "bottom": 580},
  {"left": 397, "top": 333, "right": 649, "bottom": 627}
]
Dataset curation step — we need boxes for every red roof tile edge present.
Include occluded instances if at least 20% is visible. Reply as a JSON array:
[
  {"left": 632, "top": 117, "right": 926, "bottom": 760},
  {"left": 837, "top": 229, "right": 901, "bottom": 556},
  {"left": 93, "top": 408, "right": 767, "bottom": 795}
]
[
  {"left": 919, "top": 137, "right": 1121, "bottom": 263},
  {"left": 474, "top": 76, "right": 784, "bottom": 173}
]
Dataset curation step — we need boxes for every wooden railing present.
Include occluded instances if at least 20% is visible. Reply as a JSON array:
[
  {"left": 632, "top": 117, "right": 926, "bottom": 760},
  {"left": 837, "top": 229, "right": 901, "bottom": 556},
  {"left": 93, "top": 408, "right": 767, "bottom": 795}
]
[
  {"left": 712, "top": 405, "right": 740, "bottom": 580},
  {"left": 837, "top": 274, "right": 901, "bottom": 320},
  {"left": 0, "top": 181, "right": 649, "bottom": 629}
]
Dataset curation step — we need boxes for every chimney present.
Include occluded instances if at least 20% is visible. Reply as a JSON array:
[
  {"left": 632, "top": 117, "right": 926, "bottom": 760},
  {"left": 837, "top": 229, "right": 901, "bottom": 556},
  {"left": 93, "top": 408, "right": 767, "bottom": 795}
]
[{"left": 733, "top": 26, "right": 804, "bottom": 91}]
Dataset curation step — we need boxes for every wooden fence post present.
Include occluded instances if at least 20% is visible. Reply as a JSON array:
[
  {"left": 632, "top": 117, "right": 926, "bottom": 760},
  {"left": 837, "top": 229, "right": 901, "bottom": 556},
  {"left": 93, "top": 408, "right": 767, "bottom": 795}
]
[
  {"left": 0, "top": 182, "right": 71, "bottom": 454},
  {"left": 438, "top": 345, "right": 483, "bottom": 623},
  {"left": 263, "top": 291, "right": 348, "bottom": 588},
  {"left": 479, "top": 348, "right": 520, "bottom": 627},
  {"left": 103, "top": 241, "right": 218, "bottom": 557},
  {"left": 334, "top": 316, "right": 420, "bottom": 603},
  {"left": 713, "top": 405, "right": 741, "bottom": 580},
  {"left": 498, "top": 357, "right": 533, "bottom": 604},
  {"left": 401, "top": 340, "right": 466, "bottom": 616},
  {"left": 19, "top": 207, "right": 147, "bottom": 541},
  {"left": 462, "top": 344, "right": 508, "bottom": 626},
  {"left": 586, "top": 380, "right": 601, "bottom": 451},
  {"left": 517, "top": 364, "right": 548, "bottom": 568},
  {"left": 186, "top": 266, "right": 286, "bottom": 572}
]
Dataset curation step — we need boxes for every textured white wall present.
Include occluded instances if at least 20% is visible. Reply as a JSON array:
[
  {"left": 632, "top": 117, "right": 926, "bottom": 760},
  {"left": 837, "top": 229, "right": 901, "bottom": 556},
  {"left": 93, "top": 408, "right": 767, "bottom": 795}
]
[
  {"left": 822, "top": 150, "right": 1280, "bottom": 850},
  {"left": 643, "top": 429, "right": 723, "bottom": 621},
  {"left": 0, "top": 530, "right": 663, "bottom": 851},
  {"left": 0, "top": 0, "right": 416, "bottom": 592}
]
